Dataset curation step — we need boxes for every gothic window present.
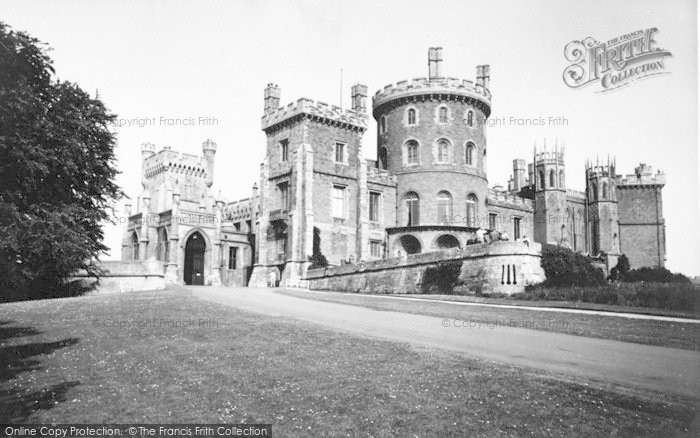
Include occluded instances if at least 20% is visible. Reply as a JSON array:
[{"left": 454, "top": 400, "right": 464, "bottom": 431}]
[
  {"left": 602, "top": 182, "right": 608, "bottom": 200},
  {"left": 437, "top": 139, "right": 450, "bottom": 163},
  {"left": 406, "top": 140, "right": 419, "bottom": 165},
  {"left": 591, "top": 183, "right": 598, "bottom": 201},
  {"left": 549, "top": 169, "right": 556, "bottom": 188},
  {"left": 466, "top": 194, "right": 478, "bottom": 227},
  {"left": 437, "top": 191, "right": 453, "bottom": 224},
  {"left": 405, "top": 192, "right": 420, "bottom": 226},
  {"left": 539, "top": 171, "right": 545, "bottom": 190},
  {"left": 439, "top": 106, "right": 448, "bottom": 124},
  {"left": 559, "top": 169, "right": 565, "bottom": 188},
  {"left": 466, "top": 142, "right": 476, "bottom": 165},
  {"left": 407, "top": 108, "right": 417, "bottom": 125},
  {"left": 467, "top": 110, "right": 474, "bottom": 127}
]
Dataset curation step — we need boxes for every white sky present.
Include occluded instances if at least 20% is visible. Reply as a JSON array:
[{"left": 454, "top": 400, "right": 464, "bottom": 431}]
[{"left": 4, "top": 0, "right": 699, "bottom": 276}]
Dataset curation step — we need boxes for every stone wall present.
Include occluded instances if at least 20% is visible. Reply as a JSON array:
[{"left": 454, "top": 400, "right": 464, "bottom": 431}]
[
  {"left": 67, "top": 260, "right": 165, "bottom": 294},
  {"left": 305, "top": 241, "right": 544, "bottom": 295}
]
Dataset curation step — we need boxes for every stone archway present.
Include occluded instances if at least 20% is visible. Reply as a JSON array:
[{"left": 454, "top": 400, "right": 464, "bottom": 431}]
[{"left": 184, "top": 231, "right": 206, "bottom": 285}]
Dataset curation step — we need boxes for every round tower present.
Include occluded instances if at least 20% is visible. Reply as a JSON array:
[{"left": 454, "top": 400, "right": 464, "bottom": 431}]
[
  {"left": 202, "top": 139, "right": 217, "bottom": 188},
  {"left": 586, "top": 157, "right": 620, "bottom": 257},
  {"left": 140, "top": 142, "right": 156, "bottom": 188},
  {"left": 372, "top": 47, "right": 492, "bottom": 253}
]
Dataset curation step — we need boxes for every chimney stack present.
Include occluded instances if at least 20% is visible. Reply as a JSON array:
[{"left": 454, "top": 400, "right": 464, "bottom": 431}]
[
  {"left": 428, "top": 47, "right": 443, "bottom": 79},
  {"left": 350, "top": 83, "right": 368, "bottom": 113},
  {"left": 264, "top": 83, "right": 281, "bottom": 115},
  {"left": 476, "top": 65, "right": 490, "bottom": 89}
]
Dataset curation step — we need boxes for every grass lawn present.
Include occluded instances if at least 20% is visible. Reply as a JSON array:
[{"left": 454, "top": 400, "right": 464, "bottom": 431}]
[
  {"left": 277, "top": 289, "right": 700, "bottom": 352},
  {"left": 0, "top": 289, "right": 697, "bottom": 437}
]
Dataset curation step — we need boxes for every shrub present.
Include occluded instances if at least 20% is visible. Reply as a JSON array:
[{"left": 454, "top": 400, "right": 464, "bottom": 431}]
[
  {"left": 421, "top": 261, "right": 463, "bottom": 294},
  {"left": 622, "top": 266, "right": 690, "bottom": 284},
  {"left": 539, "top": 244, "right": 606, "bottom": 287}
]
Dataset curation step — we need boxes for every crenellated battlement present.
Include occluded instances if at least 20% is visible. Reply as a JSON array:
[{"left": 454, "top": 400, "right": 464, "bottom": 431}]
[
  {"left": 223, "top": 197, "right": 257, "bottom": 222},
  {"left": 143, "top": 146, "right": 208, "bottom": 179},
  {"left": 566, "top": 189, "right": 587, "bottom": 201},
  {"left": 487, "top": 188, "right": 534, "bottom": 210},
  {"left": 617, "top": 164, "right": 666, "bottom": 187},
  {"left": 372, "top": 76, "right": 491, "bottom": 116},
  {"left": 534, "top": 149, "right": 565, "bottom": 166},
  {"left": 261, "top": 97, "right": 368, "bottom": 132}
]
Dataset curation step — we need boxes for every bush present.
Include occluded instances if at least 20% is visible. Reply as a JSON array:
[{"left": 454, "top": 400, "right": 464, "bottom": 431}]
[
  {"left": 514, "top": 282, "right": 699, "bottom": 312},
  {"left": 421, "top": 261, "right": 463, "bottom": 294},
  {"left": 539, "top": 244, "right": 606, "bottom": 287},
  {"left": 622, "top": 266, "right": 690, "bottom": 284}
]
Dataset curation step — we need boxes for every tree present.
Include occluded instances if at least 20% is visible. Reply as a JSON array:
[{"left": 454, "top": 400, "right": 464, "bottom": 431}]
[
  {"left": 609, "top": 254, "right": 630, "bottom": 281},
  {"left": 0, "top": 22, "right": 122, "bottom": 299}
]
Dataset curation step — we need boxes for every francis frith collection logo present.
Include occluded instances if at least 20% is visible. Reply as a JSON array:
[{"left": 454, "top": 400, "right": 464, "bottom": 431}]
[{"left": 563, "top": 28, "right": 672, "bottom": 92}]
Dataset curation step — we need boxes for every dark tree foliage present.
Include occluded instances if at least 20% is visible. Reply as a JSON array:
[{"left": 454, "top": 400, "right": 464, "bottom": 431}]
[
  {"left": 609, "top": 254, "right": 630, "bottom": 281},
  {"left": 307, "top": 227, "right": 328, "bottom": 270},
  {"left": 622, "top": 266, "right": 690, "bottom": 284},
  {"left": 539, "top": 244, "right": 606, "bottom": 287},
  {"left": 421, "top": 261, "right": 463, "bottom": 294},
  {"left": 0, "top": 22, "right": 122, "bottom": 299}
]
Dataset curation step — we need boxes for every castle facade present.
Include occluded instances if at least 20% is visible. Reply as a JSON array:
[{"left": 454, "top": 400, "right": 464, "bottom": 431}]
[{"left": 122, "top": 48, "right": 666, "bottom": 288}]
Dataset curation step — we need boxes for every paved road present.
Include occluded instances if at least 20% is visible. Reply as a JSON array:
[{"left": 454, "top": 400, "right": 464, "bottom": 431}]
[{"left": 191, "top": 286, "right": 700, "bottom": 398}]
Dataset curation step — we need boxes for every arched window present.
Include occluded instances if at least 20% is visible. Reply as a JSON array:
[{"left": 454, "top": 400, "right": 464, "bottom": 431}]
[
  {"left": 437, "top": 191, "right": 453, "bottom": 224},
  {"left": 405, "top": 192, "right": 420, "bottom": 226},
  {"left": 602, "top": 182, "right": 608, "bottom": 200},
  {"left": 591, "top": 183, "right": 598, "bottom": 201},
  {"left": 380, "top": 116, "right": 387, "bottom": 134},
  {"left": 539, "top": 171, "right": 545, "bottom": 190},
  {"left": 407, "top": 108, "right": 416, "bottom": 125},
  {"left": 467, "top": 111, "right": 474, "bottom": 127},
  {"left": 549, "top": 170, "right": 556, "bottom": 188},
  {"left": 559, "top": 170, "right": 564, "bottom": 188},
  {"left": 378, "top": 147, "right": 388, "bottom": 170},
  {"left": 437, "top": 139, "right": 450, "bottom": 163},
  {"left": 466, "top": 142, "right": 475, "bottom": 165},
  {"left": 405, "top": 140, "right": 419, "bottom": 165},
  {"left": 439, "top": 106, "right": 448, "bottom": 124},
  {"left": 466, "top": 194, "right": 478, "bottom": 227}
]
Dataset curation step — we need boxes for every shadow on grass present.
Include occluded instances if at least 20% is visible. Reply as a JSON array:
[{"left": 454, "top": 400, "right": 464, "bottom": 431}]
[{"left": 0, "top": 321, "right": 80, "bottom": 422}]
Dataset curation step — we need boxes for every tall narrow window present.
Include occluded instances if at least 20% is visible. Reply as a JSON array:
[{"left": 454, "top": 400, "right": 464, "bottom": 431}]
[
  {"left": 437, "top": 191, "right": 453, "bottom": 224},
  {"left": 513, "top": 217, "right": 521, "bottom": 240},
  {"left": 378, "top": 147, "right": 388, "bottom": 170},
  {"left": 439, "top": 106, "right": 448, "bottom": 123},
  {"left": 466, "top": 142, "right": 475, "bottom": 165},
  {"left": 602, "top": 182, "right": 608, "bottom": 200},
  {"left": 467, "top": 110, "right": 474, "bottom": 127},
  {"left": 228, "top": 247, "right": 238, "bottom": 270},
  {"left": 437, "top": 139, "right": 450, "bottom": 163},
  {"left": 369, "top": 191, "right": 381, "bottom": 222},
  {"left": 591, "top": 183, "right": 598, "bottom": 201},
  {"left": 332, "top": 185, "right": 346, "bottom": 218},
  {"left": 549, "top": 170, "right": 556, "bottom": 188},
  {"left": 406, "top": 140, "right": 419, "bottom": 165},
  {"left": 335, "top": 142, "right": 346, "bottom": 163},
  {"left": 559, "top": 170, "right": 564, "bottom": 188},
  {"left": 489, "top": 213, "right": 498, "bottom": 230},
  {"left": 405, "top": 192, "right": 420, "bottom": 226},
  {"left": 407, "top": 109, "right": 416, "bottom": 125},
  {"left": 380, "top": 116, "right": 387, "bottom": 134},
  {"left": 539, "top": 171, "right": 545, "bottom": 190},
  {"left": 466, "top": 194, "right": 478, "bottom": 227},
  {"left": 277, "top": 182, "right": 289, "bottom": 210},
  {"left": 280, "top": 139, "right": 289, "bottom": 162},
  {"left": 370, "top": 240, "right": 382, "bottom": 258}
]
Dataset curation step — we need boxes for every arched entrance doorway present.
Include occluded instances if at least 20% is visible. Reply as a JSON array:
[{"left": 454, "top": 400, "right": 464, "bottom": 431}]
[
  {"left": 435, "top": 234, "right": 460, "bottom": 250},
  {"left": 400, "top": 235, "right": 422, "bottom": 254},
  {"left": 184, "top": 232, "right": 206, "bottom": 285}
]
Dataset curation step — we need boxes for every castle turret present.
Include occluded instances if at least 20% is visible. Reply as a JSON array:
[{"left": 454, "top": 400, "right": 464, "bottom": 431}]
[
  {"left": 533, "top": 143, "right": 567, "bottom": 245},
  {"left": 586, "top": 157, "right": 620, "bottom": 258},
  {"left": 141, "top": 142, "right": 156, "bottom": 188},
  {"left": 202, "top": 139, "right": 217, "bottom": 188},
  {"left": 512, "top": 159, "right": 526, "bottom": 192}
]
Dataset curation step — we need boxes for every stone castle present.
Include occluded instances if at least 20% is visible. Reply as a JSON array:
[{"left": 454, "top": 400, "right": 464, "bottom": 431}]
[{"left": 121, "top": 48, "right": 666, "bottom": 292}]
